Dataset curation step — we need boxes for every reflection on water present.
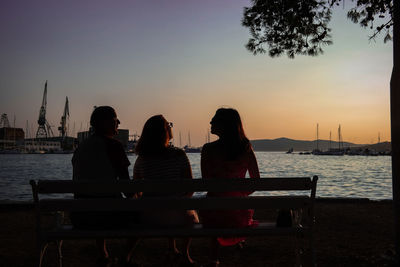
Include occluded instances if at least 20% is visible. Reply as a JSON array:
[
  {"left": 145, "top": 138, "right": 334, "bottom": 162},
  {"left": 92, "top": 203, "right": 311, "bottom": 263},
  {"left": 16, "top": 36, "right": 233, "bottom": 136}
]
[{"left": 0, "top": 152, "right": 392, "bottom": 201}]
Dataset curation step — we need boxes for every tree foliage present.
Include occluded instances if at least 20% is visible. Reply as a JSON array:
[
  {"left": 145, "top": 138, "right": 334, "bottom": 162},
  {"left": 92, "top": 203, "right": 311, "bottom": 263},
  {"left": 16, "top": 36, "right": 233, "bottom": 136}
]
[{"left": 242, "top": 0, "right": 394, "bottom": 58}]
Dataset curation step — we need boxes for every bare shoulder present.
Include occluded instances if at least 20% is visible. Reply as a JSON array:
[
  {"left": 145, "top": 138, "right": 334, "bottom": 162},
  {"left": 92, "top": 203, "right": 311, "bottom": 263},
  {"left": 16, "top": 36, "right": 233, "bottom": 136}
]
[
  {"left": 203, "top": 140, "right": 221, "bottom": 149},
  {"left": 202, "top": 141, "right": 219, "bottom": 152}
]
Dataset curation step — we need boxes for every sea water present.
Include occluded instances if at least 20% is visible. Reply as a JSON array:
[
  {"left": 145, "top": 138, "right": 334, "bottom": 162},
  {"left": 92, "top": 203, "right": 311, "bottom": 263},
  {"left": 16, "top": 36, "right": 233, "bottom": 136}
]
[{"left": 0, "top": 152, "right": 392, "bottom": 201}]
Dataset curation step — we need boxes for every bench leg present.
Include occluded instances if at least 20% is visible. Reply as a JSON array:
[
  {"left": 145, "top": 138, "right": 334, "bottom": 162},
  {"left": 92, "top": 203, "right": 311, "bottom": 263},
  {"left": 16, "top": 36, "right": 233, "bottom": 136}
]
[
  {"left": 293, "top": 233, "right": 301, "bottom": 267},
  {"left": 309, "top": 233, "right": 316, "bottom": 267},
  {"left": 297, "top": 231, "right": 316, "bottom": 267},
  {"left": 293, "top": 232, "right": 316, "bottom": 267},
  {"left": 38, "top": 243, "right": 48, "bottom": 267},
  {"left": 57, "top": 240, "right": 63, "bottom": 267}
]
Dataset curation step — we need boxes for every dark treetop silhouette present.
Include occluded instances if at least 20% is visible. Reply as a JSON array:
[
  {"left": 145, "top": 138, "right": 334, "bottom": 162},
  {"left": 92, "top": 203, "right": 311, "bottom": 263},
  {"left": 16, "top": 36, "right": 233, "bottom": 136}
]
[{"left": 242, "top": 0, "right": 393, "bottom": 58}]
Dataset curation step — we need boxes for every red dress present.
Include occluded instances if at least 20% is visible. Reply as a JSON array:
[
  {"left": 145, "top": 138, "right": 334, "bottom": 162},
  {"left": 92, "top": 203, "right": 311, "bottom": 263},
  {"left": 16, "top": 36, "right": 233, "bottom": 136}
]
[{"left": 200, "top": 142, "right": 260, "bottom": 246}]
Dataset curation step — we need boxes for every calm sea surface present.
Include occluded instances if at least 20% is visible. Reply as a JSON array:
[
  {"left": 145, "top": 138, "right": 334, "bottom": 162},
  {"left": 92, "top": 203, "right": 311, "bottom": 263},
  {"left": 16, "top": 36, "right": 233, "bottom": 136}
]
[{"left": 0, "top": 152, "right": 392, "bottom": 201}]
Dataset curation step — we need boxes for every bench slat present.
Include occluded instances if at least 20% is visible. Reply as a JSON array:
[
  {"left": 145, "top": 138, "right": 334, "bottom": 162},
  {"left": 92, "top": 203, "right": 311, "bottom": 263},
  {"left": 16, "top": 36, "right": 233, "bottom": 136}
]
[
  {"left": 34, "top": 177, "right": 313, "bottom": 194},
  {"left": 42, "top": 222, "right": 309, "bottom": 239},
  {"left": 39, "top": 196, "right": 311, "bottom": 211}
]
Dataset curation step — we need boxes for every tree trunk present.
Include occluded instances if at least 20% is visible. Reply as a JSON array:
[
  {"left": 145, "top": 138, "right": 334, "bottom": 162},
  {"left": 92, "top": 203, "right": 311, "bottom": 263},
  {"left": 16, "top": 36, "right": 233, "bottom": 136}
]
[{"left": 391, "top": 0, "right": 400, "bottom": 259}]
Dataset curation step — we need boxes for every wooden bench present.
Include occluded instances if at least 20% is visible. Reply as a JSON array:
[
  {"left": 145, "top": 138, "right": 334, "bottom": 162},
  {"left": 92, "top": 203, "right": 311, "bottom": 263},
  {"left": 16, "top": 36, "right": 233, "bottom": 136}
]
[{"left": 30, "top": 176, "right": 318, "bottom": 266}]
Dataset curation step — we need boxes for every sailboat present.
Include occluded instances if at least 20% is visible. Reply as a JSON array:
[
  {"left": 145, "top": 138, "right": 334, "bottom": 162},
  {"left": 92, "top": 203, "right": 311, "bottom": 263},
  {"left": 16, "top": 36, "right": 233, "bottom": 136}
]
[
  {"left": 311, "top": 123, "right": 322, "bottom": 155},
  {"left": 183, "top": 131, "right": 201, "bottom": 153},
  {"left": 313, "top": 124, "right": 345, "bottom": 156},
  {"left": 286, "top": 147, "right": 294, "bottom": 154}
]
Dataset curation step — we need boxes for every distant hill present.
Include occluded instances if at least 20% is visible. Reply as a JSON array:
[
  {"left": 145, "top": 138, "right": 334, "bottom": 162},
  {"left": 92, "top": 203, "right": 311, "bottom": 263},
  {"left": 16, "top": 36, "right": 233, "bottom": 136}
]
[{"left": 250, "top": 137, "right": 362, "bottom": 151}]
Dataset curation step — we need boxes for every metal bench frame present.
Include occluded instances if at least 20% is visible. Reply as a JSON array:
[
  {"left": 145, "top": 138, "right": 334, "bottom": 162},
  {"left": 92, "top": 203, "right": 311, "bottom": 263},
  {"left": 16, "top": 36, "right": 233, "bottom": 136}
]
[{"left": 30, "top": 176, "right": 318, "bottom": 267}]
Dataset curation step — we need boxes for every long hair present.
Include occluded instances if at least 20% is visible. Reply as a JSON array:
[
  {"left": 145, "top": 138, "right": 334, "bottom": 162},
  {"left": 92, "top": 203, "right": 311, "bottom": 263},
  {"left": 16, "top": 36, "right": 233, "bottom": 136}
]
[
  {"left": 214, "top": 108, "right": 251, "bottom": 160},
  {"left": 135, "top": 115, "right": 170, "bottom": 156}
]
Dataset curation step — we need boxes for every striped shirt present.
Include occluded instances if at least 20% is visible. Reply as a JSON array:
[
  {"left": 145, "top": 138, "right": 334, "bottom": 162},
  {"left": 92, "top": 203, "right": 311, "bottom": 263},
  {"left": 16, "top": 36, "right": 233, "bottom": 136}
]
[{"left": 133, "top": 146, "right": 193, "bottom": 197}]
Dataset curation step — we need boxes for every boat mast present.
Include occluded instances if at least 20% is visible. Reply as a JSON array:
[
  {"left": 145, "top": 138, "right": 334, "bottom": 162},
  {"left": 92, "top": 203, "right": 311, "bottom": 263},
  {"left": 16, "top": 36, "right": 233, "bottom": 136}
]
[
  {"left": 329, "top": 131, "right": 332, "bottom": 150},
  {"left": 73, "top": 122, "right": 76, "bottom": 138},
  {"left": 316, "top": 123, "right": 319, "bottom": 150},
  {"left": 341, "top": 125, "right": 343, "bottom": 150},
  {"left": 25, "top": 120, "right": 29, "bottom": 151},
  {"left": 25, "top": 120, "right": 29, "bottom": 139},
  {"left": 13, "top": 115, "right": 16, "bottom": 149}
]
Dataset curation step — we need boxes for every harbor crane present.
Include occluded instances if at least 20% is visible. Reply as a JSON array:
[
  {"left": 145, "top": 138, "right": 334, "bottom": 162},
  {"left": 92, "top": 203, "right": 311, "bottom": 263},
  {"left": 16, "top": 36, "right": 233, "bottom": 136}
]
[
  {"left": 58, "top": 97, "right": 69, "bottom": 139},
  {"left": 36, "top": 80, "right": 54, "bottom": 139}
]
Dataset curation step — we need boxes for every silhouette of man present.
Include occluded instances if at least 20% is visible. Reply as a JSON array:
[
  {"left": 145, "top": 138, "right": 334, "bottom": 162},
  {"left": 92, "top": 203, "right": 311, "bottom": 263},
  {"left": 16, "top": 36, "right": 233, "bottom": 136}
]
[{"left": 71, "top": 106, "right": 135, "bottom": 264}]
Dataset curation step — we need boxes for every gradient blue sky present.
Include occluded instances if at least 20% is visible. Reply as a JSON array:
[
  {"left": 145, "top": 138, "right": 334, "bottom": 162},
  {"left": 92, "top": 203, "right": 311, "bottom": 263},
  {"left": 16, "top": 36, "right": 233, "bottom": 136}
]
[{"left": 0, "top": 0, "right": 393, "bottom": 146}]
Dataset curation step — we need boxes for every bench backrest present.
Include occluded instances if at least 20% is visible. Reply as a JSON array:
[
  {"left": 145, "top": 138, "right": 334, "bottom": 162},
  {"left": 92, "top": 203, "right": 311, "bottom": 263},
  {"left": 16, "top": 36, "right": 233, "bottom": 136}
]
[{"left": 30, "top": 177, "right": 318, "bottom": 212}]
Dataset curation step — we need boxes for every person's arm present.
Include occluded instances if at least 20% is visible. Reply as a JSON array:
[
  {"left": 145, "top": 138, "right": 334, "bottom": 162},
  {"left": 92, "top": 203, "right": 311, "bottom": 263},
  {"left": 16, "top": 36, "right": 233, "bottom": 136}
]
[
  {"left": 117, "top": 145, "right": 131, "bottom": 181},
  {"left": 246, "top": 147, "right": 260, "bottom": 196},
  {"left": 107, "top": 139, "right": 131, "bottom": 180},
  {"left": 120, "top": 166, "right": 134, "bottom": 198},
  {"left": 132, "top": 157, "right": 143, "bottom": 198},
  {"left": 180, "top": 150, "right": 194, "bottom": 197},
  {"left": 112, "top": 143, "right": 133, "bottom": 197},
  {"left": 118, "top": 167, "right": 130, "bottom": 180},
  {"left": 248, "top": 148, "right": 260, "bottom": 179},
  {"left": 201, "top": 144, "right": 212, "bottom": 179}
]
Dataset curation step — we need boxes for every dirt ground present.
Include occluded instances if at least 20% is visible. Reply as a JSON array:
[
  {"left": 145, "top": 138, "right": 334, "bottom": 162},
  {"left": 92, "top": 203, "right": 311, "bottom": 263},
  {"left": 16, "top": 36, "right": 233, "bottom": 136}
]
[{"left": 0, "top": 199, "right": 396, "bottom": 267}]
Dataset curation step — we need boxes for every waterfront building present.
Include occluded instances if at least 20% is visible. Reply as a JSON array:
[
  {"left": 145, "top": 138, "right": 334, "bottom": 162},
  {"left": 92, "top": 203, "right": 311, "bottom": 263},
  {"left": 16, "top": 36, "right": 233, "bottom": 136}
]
[
  {"left": 0, "top": 127, "right": 25, "bottom": 150},
  {"left": 23, "top": 136, "right": 77, "bottom": 153},
  {"left": 24, "top": 139, "right": 62, "bottom": 153}
]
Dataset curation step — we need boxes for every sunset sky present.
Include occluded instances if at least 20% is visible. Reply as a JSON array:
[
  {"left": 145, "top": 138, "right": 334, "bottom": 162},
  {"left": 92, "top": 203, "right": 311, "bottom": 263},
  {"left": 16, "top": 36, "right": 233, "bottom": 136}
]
[{"left": 0, "top": 0, "right": 393, "bottom": 146}]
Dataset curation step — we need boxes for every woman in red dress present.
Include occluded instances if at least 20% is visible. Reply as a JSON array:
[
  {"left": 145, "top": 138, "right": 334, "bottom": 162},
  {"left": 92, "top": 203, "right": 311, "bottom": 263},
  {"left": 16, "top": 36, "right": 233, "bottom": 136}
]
[{"left": 201, "top": 108, "right": 260, "bottom": 266}]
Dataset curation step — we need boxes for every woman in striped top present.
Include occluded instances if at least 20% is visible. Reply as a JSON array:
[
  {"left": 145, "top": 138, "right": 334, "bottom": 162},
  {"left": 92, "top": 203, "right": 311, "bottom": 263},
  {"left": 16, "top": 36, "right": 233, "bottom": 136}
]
[{"left": 134, "top": 115, "right": 199, "bottom": 266}]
